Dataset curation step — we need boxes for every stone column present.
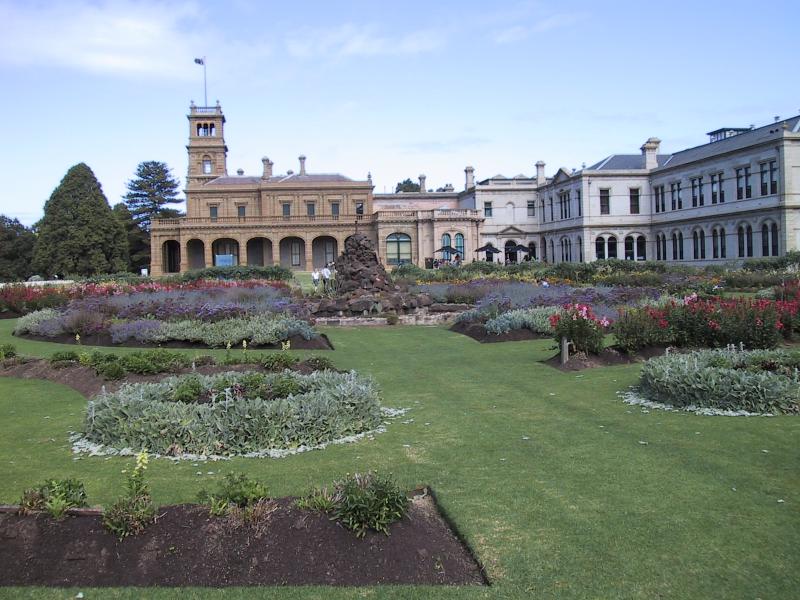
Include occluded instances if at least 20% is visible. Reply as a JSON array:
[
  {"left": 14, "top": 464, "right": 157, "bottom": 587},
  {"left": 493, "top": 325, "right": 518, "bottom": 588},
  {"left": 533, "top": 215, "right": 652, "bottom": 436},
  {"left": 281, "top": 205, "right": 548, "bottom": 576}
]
[
  {"left": 180, "top": 239, "right": 190, "bottom": 273},
  {"left": 304, "top": 238, "right": 314, "bottom": 270},
  {"left": 204, "top": 237, "right": 214, "bottom": 268}
]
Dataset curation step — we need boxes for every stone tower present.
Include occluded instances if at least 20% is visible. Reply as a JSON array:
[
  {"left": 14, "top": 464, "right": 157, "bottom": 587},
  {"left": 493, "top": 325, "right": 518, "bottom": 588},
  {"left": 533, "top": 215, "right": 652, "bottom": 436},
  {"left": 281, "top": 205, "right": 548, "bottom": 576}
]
[{"left": 186, "top": 100, "right": 228, "bottom": 186}]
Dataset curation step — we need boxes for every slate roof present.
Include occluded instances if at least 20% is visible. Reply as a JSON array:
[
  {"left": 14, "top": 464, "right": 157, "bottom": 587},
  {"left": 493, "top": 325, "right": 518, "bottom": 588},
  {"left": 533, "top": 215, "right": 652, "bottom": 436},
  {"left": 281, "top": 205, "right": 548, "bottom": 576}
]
[
  {"left": 655, "top": 116, "right": 800, "bottom": 171},
  {"left": 206, "top": 173, "right": 355, "bottom": 185},
  {"left": 586, "top": 154, "right": 671, "bottom": 171}
]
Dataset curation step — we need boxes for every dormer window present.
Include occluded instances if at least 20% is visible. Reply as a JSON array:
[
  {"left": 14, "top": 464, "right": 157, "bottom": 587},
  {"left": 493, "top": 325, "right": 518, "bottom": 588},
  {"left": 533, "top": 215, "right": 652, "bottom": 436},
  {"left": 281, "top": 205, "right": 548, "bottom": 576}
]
[{"left": 202, "top": 156, "right": 212, "bottom": 174}]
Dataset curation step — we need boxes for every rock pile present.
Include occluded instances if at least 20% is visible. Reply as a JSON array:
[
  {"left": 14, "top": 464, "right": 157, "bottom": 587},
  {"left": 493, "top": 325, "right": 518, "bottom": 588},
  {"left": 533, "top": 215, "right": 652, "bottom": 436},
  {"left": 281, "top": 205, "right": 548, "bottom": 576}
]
[{"left": 334, "top": 234, "right": 393, "bottom": 294}]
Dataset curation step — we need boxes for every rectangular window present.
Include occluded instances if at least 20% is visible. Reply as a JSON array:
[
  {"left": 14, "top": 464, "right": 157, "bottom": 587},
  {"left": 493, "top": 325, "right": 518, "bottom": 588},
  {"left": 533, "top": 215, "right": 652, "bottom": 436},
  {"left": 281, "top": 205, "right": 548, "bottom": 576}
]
[
  {"left": 483, "top": 201, "right": 492, "bottom": 217},
  {"left": 331, "top": 202, "right": 339, "bottom": 217},
  {"left": 355, "top": 202, "right": 364, "bottom": 215},
  {"left": 629, "top": 188, "right": 640, "bottom": 214},
  {"left": 710, "top": 174, "right": 719, "bottom": 204},
  {"left": 691, "top": 178, "right": 698, "bottom": 207},
  {"left": 670, "top": 183, "right": 677, "bottom": 210},
  {"left": 282, "top": 203, "right": 290, "bottom": 217},
  {"left": 760, "top": 164, "right": 769, "bottom": 196},
  {"left": 744, "top": 166, "right": 752, "bottom": 198},
  {"left": 290, "top": 241, "right": 301, "bottom": 266},
  {"left": 209, "top": 205, "right": 218, "bottom": 220},
  {"left": 736, "top": 168, "right": 744, "bottom": 199},
  {"left": 654, "top": 185, "right": 665, "bottom": 213},
  {"left": 718, "top": 173, "right": 725, "bottom": 202},
  {"left": 549, "top": 197, "right": 554, "bottom": 221},
  {"left": 698, "top": 177, "right": 704, "bottom": 205},
  {"left": 677, "top": 182, "right": 682, "bottom": 209},
  {"left": 307, "top": 203, "right": 315, "bottom": 217},
  {"left": 600, "top": 189, "right": 610, "bottom": 215},
  {"left": 576, "top": 190, "right": 582, "bottom": 216},
  {"left": 527, "top": 200, "right": 535, "bottom": 217},
  {"left": 769, "top": 160, "right": 778, "bottom": 194},
  {"left": 237, "top": 205, "right": 246, "bottom": 218}
]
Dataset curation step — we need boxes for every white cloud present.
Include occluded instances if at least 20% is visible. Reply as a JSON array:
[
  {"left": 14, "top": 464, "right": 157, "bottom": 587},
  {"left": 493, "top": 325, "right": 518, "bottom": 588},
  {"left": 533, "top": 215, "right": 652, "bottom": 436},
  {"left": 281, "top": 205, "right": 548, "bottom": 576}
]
[
  {"left": 0, "top": 1, "right": 271, "bottom": 80},
  {"left": 491, "top": 11, "right": 588, "bottom": 44},
  {"left": 285, "top": 24, "right": 443, "bottom": 59}
]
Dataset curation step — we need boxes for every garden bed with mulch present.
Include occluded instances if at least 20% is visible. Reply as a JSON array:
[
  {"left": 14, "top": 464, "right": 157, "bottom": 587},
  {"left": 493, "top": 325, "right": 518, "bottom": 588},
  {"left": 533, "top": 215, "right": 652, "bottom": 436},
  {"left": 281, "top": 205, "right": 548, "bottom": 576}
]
[
  {"left": 13, "top": 332, "right": 333, "bottom": 351},
  {"left": 0, "top": 492, "right": 487, "bottom": 587},
  {"left": 0, "top": 358, "right": 329, "bottom": 399},
  {"left": 449, "top": 321, "right": 549, "bottom": 343},
  {"left": 542, "top": 346, "right": 669, "bottom": 371}
]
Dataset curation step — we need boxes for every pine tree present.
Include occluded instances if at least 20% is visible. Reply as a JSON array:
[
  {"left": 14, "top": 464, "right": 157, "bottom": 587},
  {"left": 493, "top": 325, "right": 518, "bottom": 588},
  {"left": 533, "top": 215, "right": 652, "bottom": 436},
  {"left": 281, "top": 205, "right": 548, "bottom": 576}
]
[
  {"left": 33, "top": 163, "right": 129, "bottom": 277},
  {"left": 113, "top": 203, "right": 151, "bottom": 272},
  {"left": 0, "top": 216, "right": 36, "bottom": 282},
  {"left": 395, "top": 178, "right": 420, "bottom": 193},
  {"left": 123, "top": 161, "right": 182, "bottom": 230}
]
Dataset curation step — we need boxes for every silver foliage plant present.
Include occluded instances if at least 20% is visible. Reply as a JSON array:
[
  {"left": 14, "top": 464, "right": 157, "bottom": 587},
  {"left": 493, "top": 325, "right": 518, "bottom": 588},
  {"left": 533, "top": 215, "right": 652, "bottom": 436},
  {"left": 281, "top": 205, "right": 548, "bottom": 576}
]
[
  {"left": 84, "top": 370, "right": 383, "bottom": 456},
  {"left": 639, "top": 347, "right": 800, "bottom": 414},
  {"left": 484, "top": 306, "right": 562, "bottom": 335}
]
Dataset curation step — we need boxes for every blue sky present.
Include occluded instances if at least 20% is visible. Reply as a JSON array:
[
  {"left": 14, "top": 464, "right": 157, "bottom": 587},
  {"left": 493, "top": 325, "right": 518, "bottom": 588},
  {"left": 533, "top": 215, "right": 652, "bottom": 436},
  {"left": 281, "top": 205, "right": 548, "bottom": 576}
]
[{"left": 1, "top": 0, "right": 799, "bottom": 225}]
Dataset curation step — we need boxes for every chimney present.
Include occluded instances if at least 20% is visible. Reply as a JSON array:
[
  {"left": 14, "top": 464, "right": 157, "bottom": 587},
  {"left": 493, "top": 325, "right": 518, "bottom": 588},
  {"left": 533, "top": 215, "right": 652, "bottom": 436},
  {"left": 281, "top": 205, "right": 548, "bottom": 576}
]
[
  {"left": 464, "top": 166, "right": 475, "bottom": 190},
  {"left": 419, "top": 174, "right": 426, "bottom": 193},
  {"left": 641, "top": 137, "right": 661, "bottom": 170},
  {"left": 298, "top": 155, "right": 307, "bottom": 176},
  {"left": 261, "top": 157, "right": 273, "bottom": 178},
  {"left": 535, "top": 161, "right": 546, "bottom": 185}
]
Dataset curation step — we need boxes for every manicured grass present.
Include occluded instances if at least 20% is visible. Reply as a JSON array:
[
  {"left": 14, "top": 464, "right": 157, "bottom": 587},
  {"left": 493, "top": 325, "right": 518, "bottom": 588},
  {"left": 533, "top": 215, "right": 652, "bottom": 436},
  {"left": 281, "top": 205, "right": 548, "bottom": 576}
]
[{"left": 0, "top": 319, "right": 798, "bottom": 599}]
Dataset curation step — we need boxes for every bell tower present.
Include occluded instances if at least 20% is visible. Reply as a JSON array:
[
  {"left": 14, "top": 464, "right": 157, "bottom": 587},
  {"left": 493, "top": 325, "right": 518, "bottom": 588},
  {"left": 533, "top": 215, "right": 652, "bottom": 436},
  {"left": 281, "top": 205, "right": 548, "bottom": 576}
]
[{"left": 186, "top": 100, "right": 228, "bottom": 186}]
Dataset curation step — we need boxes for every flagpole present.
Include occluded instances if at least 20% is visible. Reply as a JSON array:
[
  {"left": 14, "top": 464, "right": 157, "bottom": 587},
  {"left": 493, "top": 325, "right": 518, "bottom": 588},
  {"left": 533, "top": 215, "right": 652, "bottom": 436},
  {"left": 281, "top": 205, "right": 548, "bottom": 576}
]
[{"left": 203, "top": 56, "right": 207, "bottom": 107}]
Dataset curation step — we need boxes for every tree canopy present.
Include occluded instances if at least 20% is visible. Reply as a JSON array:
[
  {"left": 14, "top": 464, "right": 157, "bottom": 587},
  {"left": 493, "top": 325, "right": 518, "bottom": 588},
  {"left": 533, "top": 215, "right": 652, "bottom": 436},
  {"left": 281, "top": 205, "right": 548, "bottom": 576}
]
[
  {"left": 113, "top": 203, "right": 150, "bottom": 273},
  {"left": 33, "top": 163, "right": 129, "bottom": 277},
  {"left": 395, "top": 178, "right": 420, "bottom": 193},
  {"left": 123, "top": 161, "right": 182, "bottom": 230},
  {"left": 0, "top": 216, "right": 36, "bottom": 282}
]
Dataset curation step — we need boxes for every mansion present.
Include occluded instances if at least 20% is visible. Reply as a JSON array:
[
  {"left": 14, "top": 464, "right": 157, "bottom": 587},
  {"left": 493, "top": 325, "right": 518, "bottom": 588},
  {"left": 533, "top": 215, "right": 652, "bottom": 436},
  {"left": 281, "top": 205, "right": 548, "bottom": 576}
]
[{"left": 150, "top": 104, "right": 800, "bottom": 275}]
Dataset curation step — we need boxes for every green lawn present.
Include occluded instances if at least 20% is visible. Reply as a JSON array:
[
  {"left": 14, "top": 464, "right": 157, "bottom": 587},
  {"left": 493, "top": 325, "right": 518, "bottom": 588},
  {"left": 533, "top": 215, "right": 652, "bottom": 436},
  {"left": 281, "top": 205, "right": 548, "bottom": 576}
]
[{"left": 0, "top": 318, "right": 798, "bottom": 599}]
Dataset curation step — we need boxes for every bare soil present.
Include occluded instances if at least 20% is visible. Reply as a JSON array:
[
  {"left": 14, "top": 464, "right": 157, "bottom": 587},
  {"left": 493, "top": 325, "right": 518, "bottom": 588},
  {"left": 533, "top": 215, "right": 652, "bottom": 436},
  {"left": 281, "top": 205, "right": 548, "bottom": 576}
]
[
  {"left": 0, "top": 493, "right": 487, "bottom": 587},
  {"left": 14, "top": 332, "right": 333, "bottom": 351},
  {"left": 0, "top": 358, "right": 326, "bottom": 399},
  {"left": 543, "top": 345, "right": 669, "bottom": 371},
  {"left": 449, "top": 321, "right": 550, "bottom": 343}
]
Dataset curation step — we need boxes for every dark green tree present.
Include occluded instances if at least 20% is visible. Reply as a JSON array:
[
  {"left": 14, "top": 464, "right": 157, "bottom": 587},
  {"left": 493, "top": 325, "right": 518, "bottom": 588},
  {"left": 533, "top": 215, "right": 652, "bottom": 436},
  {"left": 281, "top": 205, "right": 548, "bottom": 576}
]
[
  {"left": 113, "top": 203, "right": 150, "bottom": 272},
  {"left": 395, "top": 178, "right": 420, "bottom": 193},
  {"left": 33, "top": 163, "right": 129, "bottom": 277},
  {"left": 0, "top": 216, "right": 36, "bottom": 282},
  {"left": 123, "top": 161, "right": 182, "bottom": 230}
]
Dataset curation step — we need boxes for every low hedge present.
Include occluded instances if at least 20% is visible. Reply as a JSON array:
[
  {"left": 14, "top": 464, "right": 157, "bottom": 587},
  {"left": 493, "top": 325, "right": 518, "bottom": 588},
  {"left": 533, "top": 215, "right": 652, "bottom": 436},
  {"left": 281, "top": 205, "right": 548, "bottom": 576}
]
[
  {"left": 169, "top": 266, "right": 293, "bottom": 282},
  {"left": 83, "top": 370, "right": 382, "bottom": 456},
  {"left": 484, "top": 306, "right": 561, "bottom": 335},
  {"left": 638, "top": 348, "right": 800, "bottom": 414}
]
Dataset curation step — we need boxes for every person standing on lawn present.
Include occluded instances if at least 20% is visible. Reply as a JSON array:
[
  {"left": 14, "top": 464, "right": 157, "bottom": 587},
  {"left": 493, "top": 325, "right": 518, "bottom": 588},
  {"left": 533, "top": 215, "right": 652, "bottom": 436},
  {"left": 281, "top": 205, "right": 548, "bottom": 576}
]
[
  {"left": 311, "top": 268, "right": 320, "bottom": 293},
  {"left": 321, "top": 264, "right": 332, "bottom": 293}
]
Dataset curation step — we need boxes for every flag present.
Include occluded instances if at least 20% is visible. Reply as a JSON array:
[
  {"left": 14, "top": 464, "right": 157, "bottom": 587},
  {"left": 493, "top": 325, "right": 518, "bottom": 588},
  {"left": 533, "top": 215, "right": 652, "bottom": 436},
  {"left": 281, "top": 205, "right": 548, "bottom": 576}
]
[{"left": 194, "top": 58, "right": 204, "bottom": 65}]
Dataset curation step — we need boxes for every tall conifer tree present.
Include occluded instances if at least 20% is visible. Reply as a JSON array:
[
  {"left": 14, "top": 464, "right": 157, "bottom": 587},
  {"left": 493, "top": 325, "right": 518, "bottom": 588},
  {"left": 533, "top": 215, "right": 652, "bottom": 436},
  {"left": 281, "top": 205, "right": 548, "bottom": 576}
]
[
  {"left": 33, "top": 163, "right": 128, "bottom": 277},
  {"left": 123, "top": 161, "right": 182, "bottom": 230},
  {"left": 0, "top": 216, "right": 36, "bottom": 281}
]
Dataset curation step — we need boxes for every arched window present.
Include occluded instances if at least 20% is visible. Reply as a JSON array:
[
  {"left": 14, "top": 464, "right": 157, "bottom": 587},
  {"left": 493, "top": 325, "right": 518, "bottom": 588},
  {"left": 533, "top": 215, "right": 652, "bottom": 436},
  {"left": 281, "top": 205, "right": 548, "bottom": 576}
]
[
  {"left": 202, "top": 155, "right": 212, "bottom": 175},
  {"left": 550, "top": 239, "right": 555, "bottom": 262},
  {"left": 454, "top": 233, "right": 465, "bottom": 259},
  {"left": 746, "top": 225, "right": 753, "bottom": 257},
  {"left": 699, "top": 230, "right": 706, "bottom": 259},
  {"left": 595, "top": 236, "right": 606, "bottom": 260},
  {"left": 542, "top": 237, "right": 548, "bottom": 261},
  {"left": 656, "top": 235, "right": 662, "bottom": 261},
  {"left": 678, "top": 232, "right": 684, "bottom": 260},
  {"left": 624, "top": 235, "right": 635, "bottom": 260},
  {"left": 672, "top": 233, "right": 678, "bottom": 260},
  {"left": 719, "top": 227, "right": 726, "bottom": 258},
  {"left": 738, "top": 226, "right": 746, "bottom": 257},
  {"left": 607, "top": 236, "right": 617, "bottom": 259},
  {"left": 386, "top": 233, "right": 412, "bottom": 265},
  {"left": 528, "top": 241, "right": 537, "bottom": 260},
  {"left": 577, "top": 237, "right": 583, "bottom": 262},
  {"left": 441, "top": 233, "right": 452, "bottom": 260},
  {"left": 771, "top": 223, "right": 779, "bottom": 256},
  {"left": 661, "top": 234, "right": 667, "bottom": 261},
  {"left": 636, "top": 236, "right": 646, "bottom": 261},
  {"left": 762, "top": 223, "right": 769, "bottom": 257},
  {"left": 712, "top": 229, "right": 719, "bottom": 258}
]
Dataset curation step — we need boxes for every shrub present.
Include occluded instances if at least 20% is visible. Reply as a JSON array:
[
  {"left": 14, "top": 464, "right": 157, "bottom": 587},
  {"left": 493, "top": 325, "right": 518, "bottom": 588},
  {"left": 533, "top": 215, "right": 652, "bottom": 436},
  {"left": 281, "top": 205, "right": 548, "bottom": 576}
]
[
  {"left": 19, "top": 478, "right": 88, "bottom": 519},
  {"left": 98, "top": 361, "right": 126, "bottom": 380},
  {"left": 13, "top": 308, "right": 62, "bottom": 336},
  {"left": 198, "top": 472, "right": 269, "bottom": 515},
  {"left": 614, "top": 308, "right": 673, "bottom": 353},
  {"left": 304, "top": 355, "right": 336, "bottom": 371},
  {"left": 0, "top": 344, "right": 16, "bottom": 359},
  {"left": 299, "top": 472, "right": 408, "bottom": 538},
  {"left": 49, "top": 350, "right": 81, "bottom": 364},
  {"left": 262, "top": 352, "right": 299, "bottom": 371},
  {"left": 550, "top": 304, "right": 610, "bottom": 355},
  {"left": 638, "top": 348, "right": 800, "bottom": 414},
  {"left": 385, "top": 313, "right": 399, "bottom": 325},
  {"left": 118, "top": 349, "right": 189, "bottom": 374},
  {"left": 103, "top": 452, "right": 156, "bottom": 539},
  {"left": 83, "top": 370, "right": 382, "bottom": 456},
  {"left": 174, "top": 265, "right": 293, "bottom": 282},
  {"left": 484, "top": 306, "right": 561, "bottom": 335}
]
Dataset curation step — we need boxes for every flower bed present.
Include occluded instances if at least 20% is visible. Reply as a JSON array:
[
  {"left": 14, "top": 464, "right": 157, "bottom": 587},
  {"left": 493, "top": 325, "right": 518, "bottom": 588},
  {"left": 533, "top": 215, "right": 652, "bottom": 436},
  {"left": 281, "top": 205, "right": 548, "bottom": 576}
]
[
  {"left": 12, "top": 281, "right": 321, "bottom": 348},
  {"left": 484, "top": 306, "right": 562, "bottom": 336},
  {"left": 550, "top": 304, "right": 611, "bottom": 355},
  {"left": 636, "top": 348, "right": 800, "bottom": 414},
  {"left": 615, "top": 294, "right": 799, "bottom": 352},
  {"left": 82, "top": 370, "right": 383, "bottom": 456}
]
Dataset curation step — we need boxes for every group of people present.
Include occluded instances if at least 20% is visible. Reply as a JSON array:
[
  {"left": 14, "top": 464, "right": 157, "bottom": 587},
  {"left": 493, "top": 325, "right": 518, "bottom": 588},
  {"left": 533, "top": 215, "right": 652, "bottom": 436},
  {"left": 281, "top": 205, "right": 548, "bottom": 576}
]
[
  {"left": 311, "top": 264, "right": 334, "bottom": 293},
  {"left": 432, "top": 254, "right": 461, "bottom": 269}
]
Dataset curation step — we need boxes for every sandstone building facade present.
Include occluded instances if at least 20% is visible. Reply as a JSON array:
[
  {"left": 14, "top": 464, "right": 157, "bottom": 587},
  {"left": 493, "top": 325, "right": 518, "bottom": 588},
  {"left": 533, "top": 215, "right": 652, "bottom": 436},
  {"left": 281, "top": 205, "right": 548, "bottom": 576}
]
[{"left": 150, "top": 104, "right": 482, "bottom": 276}]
